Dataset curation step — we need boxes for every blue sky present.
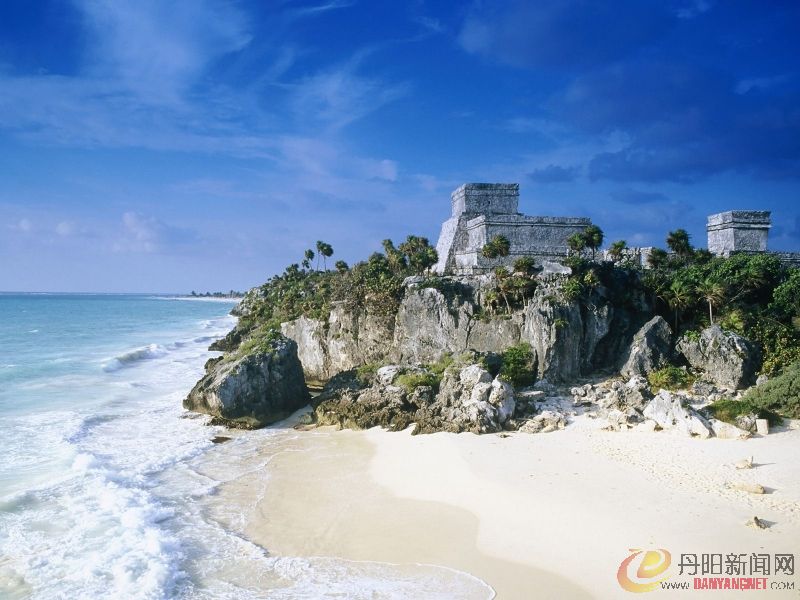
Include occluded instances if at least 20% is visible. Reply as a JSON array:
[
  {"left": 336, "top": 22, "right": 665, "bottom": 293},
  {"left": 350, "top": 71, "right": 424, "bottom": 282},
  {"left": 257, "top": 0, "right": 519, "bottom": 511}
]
[{"left": 1, "top": 0, "right": 799, "bottom": 292}]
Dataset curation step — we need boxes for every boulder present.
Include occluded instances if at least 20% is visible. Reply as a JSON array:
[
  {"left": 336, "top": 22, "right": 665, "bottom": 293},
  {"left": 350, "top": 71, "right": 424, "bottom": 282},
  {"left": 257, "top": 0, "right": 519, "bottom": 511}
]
[
  {"left": 676, "top": 326, "right": 760, "bottom": 390},
  {"left": 519, "top": 410, "right": 567, "bottom": 433},
  {"left": 184, "top": 336, "right": 310, "bottom": 428},
  {"left": 642, "top": 390, "right": 712, "bottom": 438},
  {"left": 710, "top": 419, "right": 751, "bottom": 440},
  {"left": 619, "top": 316, "right": 673, "bottom": 378}
]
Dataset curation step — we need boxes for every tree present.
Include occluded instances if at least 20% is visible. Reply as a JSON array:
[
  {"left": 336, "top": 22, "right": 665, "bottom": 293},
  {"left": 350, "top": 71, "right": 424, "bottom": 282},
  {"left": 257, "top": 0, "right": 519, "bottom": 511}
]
[
  {"left": 315, "top": 241, "right": 333, "bottom": 270},
  {"left": 567, "top": 232, "right": 586, "bottom": 256},
  {"left": 666, "top": 229, "right": 693, "bottom": 259},
  {"left": 494, "top": 267, "right": 513, "bottom": 313},
  {"left": 335, "top": 260, "right": 349, "bottom": 273},
  {"left": 513, "top": 256, "right": 536, "bottom": 275},
  {"left": 608, "top": 240, "right": 628, "bottom": 263},
  {"left": 398, "top": 235, "right": 438, "bottom": 274},
  {"left": 665, "top": 279, "right": 693, "bottom": 332},
  {"left": 696, "top": 277, "right": 726, "bottom": 324},
  {"left": 303, "top": 249, "right": 315, "bottom": 270},
  {"left": 583, "top": 225, "right": 604, "bottom": 260},
  {"left": 648, "top": 248, "right": 669, "bottom": 269},
  {"left": 382, "top": 239, "right": 407, "bottom": 273},
  {"left": 482, "top": 235, "right": 511, "bottom": 259}
]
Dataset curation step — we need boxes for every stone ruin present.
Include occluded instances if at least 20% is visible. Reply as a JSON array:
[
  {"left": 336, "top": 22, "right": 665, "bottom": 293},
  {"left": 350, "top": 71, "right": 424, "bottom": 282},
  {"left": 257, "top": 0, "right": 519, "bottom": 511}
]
[
  {"left": 706, "top": 210, "right": 771, "bottom": 257},
  {"left": 432, "top": 183, "right": 799, "bottom": 275},
  {"left": 433, "top": 183, "right": 591, "bottom": 275}
]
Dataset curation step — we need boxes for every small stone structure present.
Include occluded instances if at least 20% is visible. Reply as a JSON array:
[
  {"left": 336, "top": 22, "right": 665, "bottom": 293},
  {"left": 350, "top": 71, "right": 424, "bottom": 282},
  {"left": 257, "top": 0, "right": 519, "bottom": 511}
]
[
  {"left": 707, "top": 211, "right": 771, "bottom": 257},
  {"left": 433, "top": 183, "right": 591, "bottom": 275}
]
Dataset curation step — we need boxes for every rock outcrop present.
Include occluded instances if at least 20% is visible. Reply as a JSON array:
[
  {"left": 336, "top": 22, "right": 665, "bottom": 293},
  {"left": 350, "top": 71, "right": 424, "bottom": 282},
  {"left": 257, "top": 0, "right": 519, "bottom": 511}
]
[
  {"left": 184, "top": 336, "right": 309, "bottom": 428},
  {"left": 312, "top": 359, "right": 516, "bottom": 434},
  {"left": 281, "top": 275, "right": 648, "bottom": 384},
  {"left": 619, "top": 316, "right": 673, "bottom": 378},
  {"left": 642, "top": 391, "right": 712, "bottom": 438},
  {"left": 677, "top": 325, "right": 760, "bottom": 390},
  {"left": 571, "top": 376, "right": 651, "bottom": 429}
]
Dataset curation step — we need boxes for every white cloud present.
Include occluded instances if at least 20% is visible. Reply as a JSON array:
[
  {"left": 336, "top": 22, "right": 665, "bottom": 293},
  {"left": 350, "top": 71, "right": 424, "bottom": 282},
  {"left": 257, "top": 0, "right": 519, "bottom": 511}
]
[
  {"left": 289, "top": 58, "right": 408, "bottom": 131},
  {"left": 74, "top": 0, "right": 251, "bottom": 104},
  {"left": 55, "top": 221, "right": 76, "bottom": 236}
]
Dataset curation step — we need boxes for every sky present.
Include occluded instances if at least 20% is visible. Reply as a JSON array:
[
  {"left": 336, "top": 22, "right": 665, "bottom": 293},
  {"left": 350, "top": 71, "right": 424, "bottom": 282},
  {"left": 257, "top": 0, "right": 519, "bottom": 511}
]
[{"left": 1, "top": 0, "right": 799, "bottom": 293}]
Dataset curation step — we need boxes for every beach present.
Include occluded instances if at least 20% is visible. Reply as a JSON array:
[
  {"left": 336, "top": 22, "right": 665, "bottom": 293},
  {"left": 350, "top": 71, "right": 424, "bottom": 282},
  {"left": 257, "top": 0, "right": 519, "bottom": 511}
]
[{"left": 208, "top": 413, "right": 800, "bottom": 598}]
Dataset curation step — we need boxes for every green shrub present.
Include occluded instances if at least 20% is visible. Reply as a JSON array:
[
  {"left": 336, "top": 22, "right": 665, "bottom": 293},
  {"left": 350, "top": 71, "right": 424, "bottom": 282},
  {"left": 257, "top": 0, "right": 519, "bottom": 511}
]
[
  {"left": 356, "top": 363, "right": 380, "bottom": 386},
  {"left": 705, "top": 399, "right": 782, "bottom": 427},
  {"left": 499, "top": 343, "right": 535, "bottom": 387},
  {"left": 647, "top": 366, "right": 694, "bottom": 391},
  {"left": 395, "top": 371, "right": 441, "bottom": 393},
  {"left": 426, "top": 354, "right": 455, "bottom": 376},
  {"left": 743, "top": 362, "right": 800, "bottom": 419},
  {"left": 230, "top": 326, "right": 282, "bottom": 360},
  {"left": 684, "top": 329, "right": 701, "bottom": 342},
  {"left": 513, "top": 257, "right": 537, "bottom": 274},
  {"left": 562, "top": 277, "right": 584, "bottom": 301}
]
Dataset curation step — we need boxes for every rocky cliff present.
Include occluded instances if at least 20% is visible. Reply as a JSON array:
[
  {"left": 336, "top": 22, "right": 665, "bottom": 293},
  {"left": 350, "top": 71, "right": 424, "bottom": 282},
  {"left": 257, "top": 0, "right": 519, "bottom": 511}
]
[
  {"left": 280, "top": 273, "right": 649, "bottom": 384},
  {"left": 184, "top": 335, "right": 309, "bottom": 428}
]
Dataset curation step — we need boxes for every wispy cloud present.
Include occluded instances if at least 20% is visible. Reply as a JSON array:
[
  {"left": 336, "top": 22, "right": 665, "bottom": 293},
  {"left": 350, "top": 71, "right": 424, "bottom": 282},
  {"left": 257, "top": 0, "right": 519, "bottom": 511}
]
[
  {"left": 287, "top": 57, "right": 408, "bottom": 131},
  {"left": 74, "top": 0, "right": 251, "bottom": 104},
  {"left": 286, "top": 0, "right": 356, "bottom": 19}
]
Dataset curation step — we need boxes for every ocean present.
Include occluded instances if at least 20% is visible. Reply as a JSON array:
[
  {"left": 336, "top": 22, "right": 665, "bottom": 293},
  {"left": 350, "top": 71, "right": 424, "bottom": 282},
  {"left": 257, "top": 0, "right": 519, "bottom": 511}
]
[{"left": 0, "top": 294, "right": 492, "bottom": 600}]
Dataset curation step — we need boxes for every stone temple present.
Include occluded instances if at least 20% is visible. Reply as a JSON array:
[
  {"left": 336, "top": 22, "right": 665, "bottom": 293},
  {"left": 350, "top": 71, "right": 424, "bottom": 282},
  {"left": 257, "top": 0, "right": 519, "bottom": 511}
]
[
  {"left": 706, "top": 210, "right": 771, "bottom": 257},
  {"left": 433, "top": 183, "right": 591, "bottom": 275}
]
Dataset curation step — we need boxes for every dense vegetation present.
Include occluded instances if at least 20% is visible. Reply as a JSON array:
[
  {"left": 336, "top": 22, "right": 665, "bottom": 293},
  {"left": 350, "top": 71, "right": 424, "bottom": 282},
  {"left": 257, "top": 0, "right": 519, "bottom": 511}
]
[
  {"left": 234, "top": 222, "right": 800, "bottom": 388},
  {"left": 742, "top": 362, "right": 800, "bottom": 418},
  {"left": 498, "top": 343, "right": 536, "bottom": 387},
  {"left": 238, "top": 235, "right": 439, "bottom": 338},
  {"left": 637, "top": 231, "right": 800, "bottom": 374}
]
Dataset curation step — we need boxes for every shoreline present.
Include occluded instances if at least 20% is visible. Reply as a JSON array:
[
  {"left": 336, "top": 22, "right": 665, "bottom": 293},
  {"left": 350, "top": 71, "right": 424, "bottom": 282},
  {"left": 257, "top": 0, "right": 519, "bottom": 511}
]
[{"left": 203, "top": 413, "right": 800, "bottom": 598}]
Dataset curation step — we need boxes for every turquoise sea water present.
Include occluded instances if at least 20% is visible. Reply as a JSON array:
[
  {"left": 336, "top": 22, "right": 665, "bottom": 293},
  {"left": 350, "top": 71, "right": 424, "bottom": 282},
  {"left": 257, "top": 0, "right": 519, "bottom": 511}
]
[
  {"left": 0, "top": 294, "right": 238, "bottom": 598},
  {"left": 0, "top": 294, "right": 493, "bottom": 600}
]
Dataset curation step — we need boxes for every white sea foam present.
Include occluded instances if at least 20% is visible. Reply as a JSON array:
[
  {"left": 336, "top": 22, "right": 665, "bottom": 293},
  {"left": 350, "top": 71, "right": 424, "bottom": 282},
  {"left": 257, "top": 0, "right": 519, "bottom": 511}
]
[
  {"left": 102, "top": 343, "right": 169, "bottom": 372},
  {"left": 0, "top": 296, "right": 494, "bottom": 599}
]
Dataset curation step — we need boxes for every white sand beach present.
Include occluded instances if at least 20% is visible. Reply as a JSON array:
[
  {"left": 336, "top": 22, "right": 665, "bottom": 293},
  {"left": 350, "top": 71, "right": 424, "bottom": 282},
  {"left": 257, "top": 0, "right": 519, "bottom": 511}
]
[{"left": 202, "top": 413, "right": 800, "bottom": 599}]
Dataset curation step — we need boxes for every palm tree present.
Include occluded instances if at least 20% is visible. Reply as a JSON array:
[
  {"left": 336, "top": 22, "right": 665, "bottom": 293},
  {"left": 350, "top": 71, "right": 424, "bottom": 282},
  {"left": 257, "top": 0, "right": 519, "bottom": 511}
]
[
  {"left": 382, "top": 239, "right": 406, "bottom": 272},
  {"left": 335, "top": 260, "right": 349, "bottom": 273},
  {"left": 608, "top": 240, "right": 627, "bottom": 262},
  {"left": 316, "top": 241, "right": 333, "bottom": 270},
  {"left": 494, "top": 267, "right": 513, "bottom": 313},
  {"left": 583, "top": 225, "right": 604, "bottom": 260},
  {"left": 696, "top": 277, "right": 726, "bottom": 324},
  {"left": 303, "top": 249, "right": 315, "bottom": 271},
  {"left": 482, "top": 235, "right": 511, "bottom": 259},
  {"left": 665, "top": 280, "right": 693, "bottom": 332},
  {"left": 647, "top": 248, "right": 669, "bottom": 269},
  {"left": 567, "top": 232, "right": 586, "bottom": 256},
  {"left": 399, "top": 235, "right": 438, "bottom": 274},
  {"left": 666, "top": 229, "right": 693, "bottom": 259}
]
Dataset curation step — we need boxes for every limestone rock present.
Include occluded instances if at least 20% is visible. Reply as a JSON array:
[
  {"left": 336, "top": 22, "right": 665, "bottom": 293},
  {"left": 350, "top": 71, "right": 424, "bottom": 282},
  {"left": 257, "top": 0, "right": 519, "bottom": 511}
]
[
  {"left": 746, "top": 516, "right": 768, "bottom": 530},
  {"left": 312, "top": 361, "right": 516, "bottom": 435},
  {"left": 184, "top": 336, "right": 310, "bottom": 429},
  {"left": 537, "top": 261, "right": 572, "bottom": 277},
  {"left": 731, "top": 482, "right": 765, "bottom": 494},
  {"left": 734, "top": 456, "right": 754, "bottom": 470},
  {"left": 677, "top": 325, "right": 760, "bottom": 390},
  {"left": 710, "top": 419, "right": 751, "bottom": 440},
  {"left": 642, "top": 391, "right": 712, "bottom": 438},
  {"left": 619, "top": 316, "right": 673, "bottom": 378},
  {"left": 519, "top": 410, "right": 567, "bottom": 433},
  {"left": 735, "top": 413, "right": 759, "bottom": 433}
]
